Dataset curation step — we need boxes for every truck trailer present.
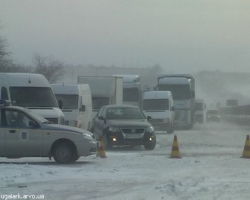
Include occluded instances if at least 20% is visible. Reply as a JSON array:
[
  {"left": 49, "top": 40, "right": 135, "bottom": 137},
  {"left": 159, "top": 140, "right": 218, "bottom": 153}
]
[{"left": 77, "top": 76, "right": 123, "bottom": 117}]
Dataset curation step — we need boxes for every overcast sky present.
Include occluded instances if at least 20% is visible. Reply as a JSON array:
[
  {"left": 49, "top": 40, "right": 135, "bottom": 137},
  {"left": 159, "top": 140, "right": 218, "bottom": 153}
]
[{"left": 0, "top": 0, "right": 250, "bottom": 73}]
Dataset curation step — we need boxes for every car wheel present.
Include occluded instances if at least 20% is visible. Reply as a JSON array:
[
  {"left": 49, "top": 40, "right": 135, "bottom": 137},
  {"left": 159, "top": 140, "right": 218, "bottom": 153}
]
[
  {"left": 53, "top": 142, "right": 74, "bottom": 164},
  {"left": 144, "top": 134, "right": 156, "bottom": 150}
]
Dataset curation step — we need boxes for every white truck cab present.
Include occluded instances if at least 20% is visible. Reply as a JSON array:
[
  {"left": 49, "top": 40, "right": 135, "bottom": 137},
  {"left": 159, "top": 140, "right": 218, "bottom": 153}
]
[
  {"left": 0, "top": 73, "right": 64, "bottom": 124},
  {"left": 142, "top": 90, "right": 175, "bottom": 133},
  {"left": 51, "top": 83, "right": 93, "bottom": 131}
]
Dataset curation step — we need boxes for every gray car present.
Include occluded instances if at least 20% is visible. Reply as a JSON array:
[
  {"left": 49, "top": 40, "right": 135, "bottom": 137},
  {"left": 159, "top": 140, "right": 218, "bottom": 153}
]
[
  {"left": 93, "top": 104, "right": 156, "bottom": 150},
  {"left": 0, "top": 103, "right": 98, "bottom": 164}
]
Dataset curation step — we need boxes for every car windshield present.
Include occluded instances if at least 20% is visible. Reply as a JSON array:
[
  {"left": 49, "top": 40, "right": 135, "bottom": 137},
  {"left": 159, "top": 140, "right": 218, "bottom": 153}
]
[
  {"left": 10, "top": 87, "right": 58, "bottom": 108},
  {"left": 106, "top": 107, "right": 146, "bottom": 120},
  {"left": 157, "top": 84, "right": 191, "bottom": 100}
]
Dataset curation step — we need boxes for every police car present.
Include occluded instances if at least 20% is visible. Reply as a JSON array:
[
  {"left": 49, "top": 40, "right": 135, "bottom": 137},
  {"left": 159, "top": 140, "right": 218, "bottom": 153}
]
[{"left": 0, "top": 100, "right": 98, "bottom": 164}]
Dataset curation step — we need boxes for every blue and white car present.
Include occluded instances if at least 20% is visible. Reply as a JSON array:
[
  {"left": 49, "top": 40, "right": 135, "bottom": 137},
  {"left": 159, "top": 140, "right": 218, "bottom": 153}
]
[{"left": 0, "top": 101, "right": 98, "bottom": 164}]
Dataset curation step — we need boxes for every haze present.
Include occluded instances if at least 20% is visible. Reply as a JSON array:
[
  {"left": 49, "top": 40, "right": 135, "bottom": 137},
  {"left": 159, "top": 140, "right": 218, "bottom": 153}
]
[{"left": 0, "top": 0, "right": 250, "bottom": 73}]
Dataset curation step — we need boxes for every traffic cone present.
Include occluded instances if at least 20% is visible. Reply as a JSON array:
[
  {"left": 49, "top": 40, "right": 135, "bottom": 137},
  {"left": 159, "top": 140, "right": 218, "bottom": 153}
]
[
  {"left": 97, "top": 136, "right": 107, "bottom": 158},
  {"left": 170, "top": 135, "right": 181, "bottom": 158},
  {"left": 241, "top": 135, "right": 250, "bottom": 158}
]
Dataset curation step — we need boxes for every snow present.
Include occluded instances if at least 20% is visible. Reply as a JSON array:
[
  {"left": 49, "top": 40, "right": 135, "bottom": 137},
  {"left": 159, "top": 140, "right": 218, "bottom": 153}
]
[{"left": 1, "top": 122, "right": 250, "bottom": 200}]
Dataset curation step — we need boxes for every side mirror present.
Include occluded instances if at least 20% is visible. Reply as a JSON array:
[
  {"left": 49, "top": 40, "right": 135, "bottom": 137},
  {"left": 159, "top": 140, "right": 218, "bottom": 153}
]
[
  {"left": 98, "top": 116, "right": 105, "bottom": 120},
  {"left": 171, "top": 106, "right": 175, "bottom": 111},
  {"left": 58, "top": 100, "right": 63, "bottom": 109},
  {"left": 147, "top": 116, "right": 152, "bottom": 121},
  {"left": 80, "top": 105, "right": 86, "bottom": 112}
]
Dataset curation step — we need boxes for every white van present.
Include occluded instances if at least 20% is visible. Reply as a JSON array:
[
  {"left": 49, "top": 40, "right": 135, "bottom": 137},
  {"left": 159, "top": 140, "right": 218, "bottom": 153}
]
[
  {"left": 142, "top": 91, "right": 175, "bottom": 133},
  {"left": 51, "top": 83, "right": 93, "bottom": 131},
  {"left": 0, "top": 73, "right": 64, "bottom": 124}
]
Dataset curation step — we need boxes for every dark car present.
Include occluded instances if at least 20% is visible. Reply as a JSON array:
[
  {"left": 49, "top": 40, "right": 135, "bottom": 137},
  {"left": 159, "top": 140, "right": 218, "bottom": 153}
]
[
  {"left": 93, "top": 104, "right": 156, "bottom": 150},
  {"left": 206, "top": 109, "right": 220, "bottom": 122}
]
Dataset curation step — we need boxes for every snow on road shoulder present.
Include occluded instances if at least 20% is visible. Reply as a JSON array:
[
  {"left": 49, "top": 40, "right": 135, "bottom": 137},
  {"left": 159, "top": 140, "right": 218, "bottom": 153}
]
[{"left": 0, "top": 122, "right": 250, "bottom": 200}]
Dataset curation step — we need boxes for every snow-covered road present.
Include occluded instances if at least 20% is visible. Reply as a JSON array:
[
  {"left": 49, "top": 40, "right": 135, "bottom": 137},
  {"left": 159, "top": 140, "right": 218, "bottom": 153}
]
[{"left": 1, "top": 121, "right": 250, "bottom": 200}]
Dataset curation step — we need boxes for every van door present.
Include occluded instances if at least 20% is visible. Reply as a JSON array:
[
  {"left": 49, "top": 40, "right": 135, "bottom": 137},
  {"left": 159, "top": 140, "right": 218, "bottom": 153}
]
[{"left": 4, "top": 109, "right": 43, "bottom": 157}]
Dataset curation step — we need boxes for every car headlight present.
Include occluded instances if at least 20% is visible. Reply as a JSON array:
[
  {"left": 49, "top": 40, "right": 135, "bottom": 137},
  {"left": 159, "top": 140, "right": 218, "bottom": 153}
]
[
  {"left": 146, "top": 126, "right": 154, "bottom": 133},
  {"left": 82, "top": 133, "right": 93, "bottom": 140},
  {"left": 109, "top": 127, "right": 120, "bottom": 132}
]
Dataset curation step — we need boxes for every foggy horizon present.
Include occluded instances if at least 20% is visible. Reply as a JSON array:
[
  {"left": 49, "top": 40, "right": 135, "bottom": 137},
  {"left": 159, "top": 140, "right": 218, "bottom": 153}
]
[{"left": 1, "top": 0, "right": 250, "bottom": 74}]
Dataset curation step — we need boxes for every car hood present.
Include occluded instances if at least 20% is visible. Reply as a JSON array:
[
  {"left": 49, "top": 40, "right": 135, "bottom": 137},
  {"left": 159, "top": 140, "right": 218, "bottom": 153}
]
[
  {"left": 40, "top": 123, "right": 92, "bottom": 135},
  {"left": 107, "top": 119, "right": 151, "bottom": 127}
]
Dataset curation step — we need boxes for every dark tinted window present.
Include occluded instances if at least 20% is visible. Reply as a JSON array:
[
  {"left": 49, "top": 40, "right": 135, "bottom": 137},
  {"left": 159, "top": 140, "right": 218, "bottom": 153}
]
[
  {"left": 106, "top": 107, "right": 145, "bottom": 119},
  {"left": 158, "top": 84, "right": 190, "bottom": 100},
  {"left": 10, "top": 87, "right": 58, "bottom": 107}
]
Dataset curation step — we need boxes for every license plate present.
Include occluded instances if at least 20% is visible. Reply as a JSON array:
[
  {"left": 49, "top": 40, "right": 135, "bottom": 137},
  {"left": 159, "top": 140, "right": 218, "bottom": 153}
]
[{"left": 126, "top": 134, "right": 142, "bottom": 139}]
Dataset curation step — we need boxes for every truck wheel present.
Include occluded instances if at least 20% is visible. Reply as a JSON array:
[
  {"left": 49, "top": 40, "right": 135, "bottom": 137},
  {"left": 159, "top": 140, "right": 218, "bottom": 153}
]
[{"left": 53, "top": 142, "right": 74, "bottom": 164}]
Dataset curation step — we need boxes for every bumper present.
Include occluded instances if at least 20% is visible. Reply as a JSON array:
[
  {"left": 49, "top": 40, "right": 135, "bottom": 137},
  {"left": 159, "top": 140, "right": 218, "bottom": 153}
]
[
  {"left": 106, "top": 132, "right": 155, "bottom": 146},
  {"left": 76, "top": 140, "right": 98, "bottom": 156}
]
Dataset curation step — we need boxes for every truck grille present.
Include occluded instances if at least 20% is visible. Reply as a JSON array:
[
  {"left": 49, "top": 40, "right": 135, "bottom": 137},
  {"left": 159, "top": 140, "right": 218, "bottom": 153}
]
[{"left": 121, "top": 128, "right": 145, "bottom": 134}]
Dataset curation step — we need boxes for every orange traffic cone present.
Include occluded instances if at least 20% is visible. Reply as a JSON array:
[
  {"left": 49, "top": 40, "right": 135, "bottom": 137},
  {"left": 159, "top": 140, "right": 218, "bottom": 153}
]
[
  {"left": 97, "top": 136, "right": 107, "bottom": 158},
  {"left": 170, "top": 135, "right": 181, "bottom": 158},
  {"left": 241, "top": 135, "right": 250, "bottom": 158}
]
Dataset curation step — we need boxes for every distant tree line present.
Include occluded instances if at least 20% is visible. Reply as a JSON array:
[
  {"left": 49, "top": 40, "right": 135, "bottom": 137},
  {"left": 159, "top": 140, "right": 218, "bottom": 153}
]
[{"left": 0, "top": 24, "right": 64, "bottom": 83}]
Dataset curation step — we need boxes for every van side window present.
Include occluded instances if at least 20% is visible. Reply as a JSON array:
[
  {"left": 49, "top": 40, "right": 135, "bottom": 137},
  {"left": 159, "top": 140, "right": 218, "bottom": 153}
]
[{"left": 1, "top": 87, "right": 9, "bottom": 100}]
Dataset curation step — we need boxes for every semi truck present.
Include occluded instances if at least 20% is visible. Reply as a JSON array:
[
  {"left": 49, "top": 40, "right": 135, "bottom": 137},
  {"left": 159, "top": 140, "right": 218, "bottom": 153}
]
[
  {"left": 156, "top": 74, "right": 195, "bottom": 129},
  {"left": 77, "top": 76, "right": 123, "bottom": 117}
]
